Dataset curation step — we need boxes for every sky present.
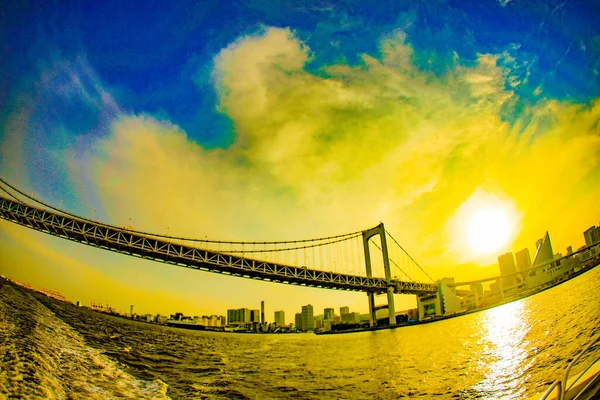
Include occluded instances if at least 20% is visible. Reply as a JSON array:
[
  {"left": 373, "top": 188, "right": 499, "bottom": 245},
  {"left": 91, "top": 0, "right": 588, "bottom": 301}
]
[{"left": 1, "top": 0, "right": 599, "bottom": 320}]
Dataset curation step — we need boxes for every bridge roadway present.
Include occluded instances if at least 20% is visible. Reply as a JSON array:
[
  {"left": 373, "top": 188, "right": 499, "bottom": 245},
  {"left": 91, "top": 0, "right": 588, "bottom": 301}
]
[{"left": 0, "top": 196, "right": 437, "bottom": 295}]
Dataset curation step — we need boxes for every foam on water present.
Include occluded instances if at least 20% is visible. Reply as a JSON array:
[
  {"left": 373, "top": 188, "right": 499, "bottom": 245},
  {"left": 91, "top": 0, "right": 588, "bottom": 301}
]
[{"left": 0, "top": 282, "right": 170, "bottom": 399}]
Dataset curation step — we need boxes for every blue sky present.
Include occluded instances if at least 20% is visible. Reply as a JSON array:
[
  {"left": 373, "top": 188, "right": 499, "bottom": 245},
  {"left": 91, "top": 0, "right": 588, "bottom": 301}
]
[{"left": 1, "top": 0, "right": 599, "bottom": 317}]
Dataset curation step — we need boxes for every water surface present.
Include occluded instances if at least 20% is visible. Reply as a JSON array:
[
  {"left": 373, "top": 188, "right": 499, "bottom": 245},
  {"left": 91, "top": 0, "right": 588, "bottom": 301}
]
[{"left": 1, "top": 267, "right": 599, "bottom": 399}]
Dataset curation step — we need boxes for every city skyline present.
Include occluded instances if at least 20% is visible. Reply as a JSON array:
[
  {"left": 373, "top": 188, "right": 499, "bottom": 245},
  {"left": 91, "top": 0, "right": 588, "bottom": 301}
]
[{"left": 1, "top": 0, "right": 600, "bottom": 321}]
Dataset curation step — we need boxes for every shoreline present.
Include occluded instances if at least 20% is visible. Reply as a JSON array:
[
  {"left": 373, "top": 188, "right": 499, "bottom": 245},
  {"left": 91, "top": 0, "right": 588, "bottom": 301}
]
[{"left": 316, "top": 260, "right": 600, "bottom": 335}]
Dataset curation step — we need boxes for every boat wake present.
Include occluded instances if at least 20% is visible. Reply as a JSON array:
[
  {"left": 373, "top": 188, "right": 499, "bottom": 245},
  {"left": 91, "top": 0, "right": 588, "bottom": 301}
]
[{"left": 0, "top": 281, "right": 169, "bottom": 399}]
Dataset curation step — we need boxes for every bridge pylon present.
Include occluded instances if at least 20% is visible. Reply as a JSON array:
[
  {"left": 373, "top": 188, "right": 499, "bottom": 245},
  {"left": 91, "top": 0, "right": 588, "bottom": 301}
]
[{"left": 362, "top": 223, "right": 396, "bottom": 326}]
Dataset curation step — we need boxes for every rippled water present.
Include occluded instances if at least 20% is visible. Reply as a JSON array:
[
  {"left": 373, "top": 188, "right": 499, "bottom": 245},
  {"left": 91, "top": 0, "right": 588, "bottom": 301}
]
[{"left": 1, "top": 267, "right": 599, "bottom": 399}]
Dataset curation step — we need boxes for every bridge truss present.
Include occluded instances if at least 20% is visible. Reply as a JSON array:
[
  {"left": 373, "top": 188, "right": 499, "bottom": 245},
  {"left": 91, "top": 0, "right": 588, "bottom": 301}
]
[{"left": 0, "top": 178, "right": 437, "bottom": 296}]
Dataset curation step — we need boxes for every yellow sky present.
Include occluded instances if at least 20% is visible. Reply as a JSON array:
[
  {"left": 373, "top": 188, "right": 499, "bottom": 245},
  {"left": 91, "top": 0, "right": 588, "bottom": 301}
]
[{"left": 1, "top": 28, "right": 599, "bottom": 319}]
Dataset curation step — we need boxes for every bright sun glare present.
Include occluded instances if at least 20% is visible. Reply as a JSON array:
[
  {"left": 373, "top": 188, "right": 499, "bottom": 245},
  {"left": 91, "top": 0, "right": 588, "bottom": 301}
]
[
  {"left": 466, "top": 207, "right": 512, "bottom": 255},
  {"left": 447, "top": 189, "right": 522, "bottom": 261}
]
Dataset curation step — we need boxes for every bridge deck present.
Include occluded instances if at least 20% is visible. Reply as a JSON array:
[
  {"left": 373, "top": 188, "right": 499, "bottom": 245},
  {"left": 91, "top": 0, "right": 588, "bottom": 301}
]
[{"left": 0, "top": 196, "right": 437, "bottom": 295}]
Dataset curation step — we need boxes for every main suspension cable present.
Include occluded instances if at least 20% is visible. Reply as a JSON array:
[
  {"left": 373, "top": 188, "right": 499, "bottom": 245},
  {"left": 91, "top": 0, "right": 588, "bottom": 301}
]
[
  {"left": 369, "top": 240, "right": 414, "bottom": 282},
  {"left": 0, "top": 176, "right": 368, "bottom": 246},
  {"left": 385, "top": 230, "right": 435, "bottom": 282}
]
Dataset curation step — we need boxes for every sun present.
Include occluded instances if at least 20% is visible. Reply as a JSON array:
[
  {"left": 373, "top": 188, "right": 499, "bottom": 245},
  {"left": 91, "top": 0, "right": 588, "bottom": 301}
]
[
  {"left": 466, "top": 206, "right": 512, "bottom": 255},
  {"left": 446, "top": 189, "right": 522, "bottom": 262}
]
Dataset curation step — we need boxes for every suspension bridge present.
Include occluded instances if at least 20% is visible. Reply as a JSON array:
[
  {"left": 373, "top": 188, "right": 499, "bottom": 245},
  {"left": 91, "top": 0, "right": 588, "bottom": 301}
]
[{"left": 0, "top": 177, "right": 439, "bottom": 326}]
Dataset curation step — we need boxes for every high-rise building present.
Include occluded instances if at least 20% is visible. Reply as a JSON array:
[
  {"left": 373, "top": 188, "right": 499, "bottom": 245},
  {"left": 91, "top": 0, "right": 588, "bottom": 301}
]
[
  {"left": 274, "top": 310, "right": 285, "bottom": 327},
  {"left": 498, "top": 252, "right": 517, "bottom": 287},
  {"left": 295, "top": 313, "right": 302, "bottom": 330},
  {"left": 324, "top": 308, "right": 335, "bottom": 320},
  {"left": 227, "top": 308, "right": 251, "bottom": 325},
  {"left": 532, "top": 232, "right": 554, "bottom": 267},
  {"left": 342, "top": 312, "right": 360, "bottom": 323},
  {"left": 515, "top": 248, "right": 532, "bottom": 277},
  {"left": 261, "top": 300, "right": 265, "bottom": 324},
  {"left": 301, "top": 304, "right": 315, "bottom": 331},
  {"left": 250, "top": 309, "right": 260, "bottom": 323},
  {"left": 340, "top": 306, "right": 350, "bottom": 316},
  {"left": 584, "top": 226, "right": 600, "bottom": 246}
]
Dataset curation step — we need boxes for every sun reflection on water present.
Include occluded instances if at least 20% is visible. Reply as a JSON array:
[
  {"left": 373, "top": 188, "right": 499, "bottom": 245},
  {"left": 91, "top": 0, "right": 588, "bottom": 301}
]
[{"left": 474, "top": 301, "right": 532, "bottom": 399}]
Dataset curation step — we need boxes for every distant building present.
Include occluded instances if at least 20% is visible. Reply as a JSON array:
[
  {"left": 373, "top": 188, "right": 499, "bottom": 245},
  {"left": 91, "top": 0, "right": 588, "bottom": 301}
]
[
  {"left": 274, "top": 310, "right": 285, "bottom": 327},
  {"left": 301, "top": 304, "right": 315, "bottom": 331},
  {"left": 584, "top": 226, "right": 600, "bottom": 246},
  {"left": 227, "top": 308, "right": 251, "bottom": 325},
  {"left": 498, "top": 252, "right": 517, "bottom": 288},
  {"left": 324, "top": 308, "right": 335, "bottom": 320},
  {"left": 416, "top": 278, "right": 462, "bottom": 320},
  {"left": 171, "top": 312, "right": 184, "bottom": 321},
  {"left": 294, "top": 313, "right": 302, "bottom": 330},
  {"left": 340, "top": 306, "right": 350, "bottom": 316},
  {"left": 532, "top": 232, "right": 554, "bottom": 267},
  {"left": 261, "top": 301, "right": 265, "bottom": 324},
  {"left": 250, "top": 309, "right": 260, "bottom": 323},
  {"left": 341, "top": 312, "right": 360, "bottom": 324},
  {"left": 515, "top": 248, "right": 532, "bottom": 281},
  {"left": 198, "top": 315, "right": 225, "bottom": 327}
]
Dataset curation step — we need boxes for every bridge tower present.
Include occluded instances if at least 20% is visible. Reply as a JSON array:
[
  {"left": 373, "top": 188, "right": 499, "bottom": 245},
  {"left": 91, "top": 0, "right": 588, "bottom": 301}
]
[{"left": 362, "top": 223, "right": 396, "bottom": 326}]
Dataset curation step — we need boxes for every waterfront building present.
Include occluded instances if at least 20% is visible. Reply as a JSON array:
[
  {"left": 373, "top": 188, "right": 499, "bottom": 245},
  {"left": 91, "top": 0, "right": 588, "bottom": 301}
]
[
  {"left": 584, "top": 226, "right": 600, "bottom": 246},
  {"left": 339, "top": 306, "right": 349, "bottom": 316},
  {"left": 301, "top": 304, "right": 315, "bottom": 331},
  {"left": 200, "top": 315, "right": 225, "bottom": 327},
  {"left": 416, "top": 278, "right": 462, "bottom": 320},
  {"left": 341, "top": 312, "right": 360, "bottom": 323},
  {"left": 515, "top": 248, "right": 532, "bottom": 281},
  {"left": 227, "top": 308, "right": 251, "bottom": 325},
  {"left": 143, "top": 314, "right": 153, "bottom": 322},
  {"left": 274, "top": 310, "right": 285, "bottom": 327},
  {"left": 532, "top": 232, "right": 554, "bottom": 267},
  {"left": 498, "top": 252, "right": 517, "bottom": 287},
  {"left": 294, "top": 313, "right": 301, "bottom": 330},
  {"left": 324, "top": 308, "right": 335, "bottom": 320},
  {"left": 171, "top": 312, "right": 184, "bottom": 321}
]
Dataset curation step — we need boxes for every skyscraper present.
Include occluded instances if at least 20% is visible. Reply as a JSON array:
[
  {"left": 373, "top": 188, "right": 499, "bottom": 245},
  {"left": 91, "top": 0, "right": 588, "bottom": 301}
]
[
  {"left": 340, "top": 306, "right": 350, "bottom": 316},
  {"left": 274, "top": 310, "right": 285, "bottom": 327},
  {"left": 261, "top": 300, "right": 265, "bottom": 324},
  {"left": 227, "top": 308, "right": 251, "bottom": 325},
  {"left": 301, "top": 304, "right": 315, "bottom": 331},
  {"left": 532, "top": 232, "right": 554, "bottom": 267},
  {"left": 324, "top": 308, "right": 335, "bottom": 320},
  {"left": 515, "top": 248, "right": 532, "bottom": 281},
  {"left": 584, "top": 226, "right": 600, "bottom": 246},
  {"left": 295, "top": 313, "right": 302, "bottom": 330},
  {"left": 498, "top": 252, "right": 517, "bottom": 287}
]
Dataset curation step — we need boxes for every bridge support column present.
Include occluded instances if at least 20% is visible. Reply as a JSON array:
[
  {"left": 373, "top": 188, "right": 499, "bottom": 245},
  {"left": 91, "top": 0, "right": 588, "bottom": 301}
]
[
  {"left": 362, "top": 223, "right": 396, "bottom": 326},
  {"left": 367, "top": 292, "right": 376, "bottom": 327}
]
